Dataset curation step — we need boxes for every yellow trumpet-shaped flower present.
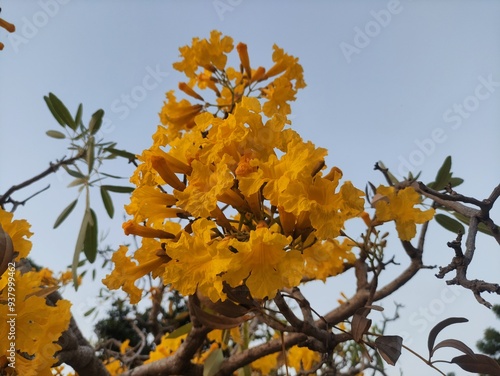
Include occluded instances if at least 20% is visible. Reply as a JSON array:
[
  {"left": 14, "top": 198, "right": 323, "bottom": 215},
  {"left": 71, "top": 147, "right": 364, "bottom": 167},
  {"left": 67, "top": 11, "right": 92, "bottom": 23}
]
[
  {"left": 174, "top": 155, "right": 235, "bottom": 217},
  {"left": 224, "top": 227, "right": 304, "bottom": 300},
  {"left": 374, "top": 186, "right": 435, "bottom": 241},
  {"left": 102, "top": 245, "right": 170, "bottom": 304},
  {"left": 163, "top": 218, "right": 233, "bottom": 302}
]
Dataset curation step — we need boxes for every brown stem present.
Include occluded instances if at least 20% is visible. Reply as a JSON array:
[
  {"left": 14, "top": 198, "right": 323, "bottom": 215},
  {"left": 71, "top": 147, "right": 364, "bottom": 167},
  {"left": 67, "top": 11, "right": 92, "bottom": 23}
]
[{"left": 0, "top": 151, "right": 85, "bottom": 209}]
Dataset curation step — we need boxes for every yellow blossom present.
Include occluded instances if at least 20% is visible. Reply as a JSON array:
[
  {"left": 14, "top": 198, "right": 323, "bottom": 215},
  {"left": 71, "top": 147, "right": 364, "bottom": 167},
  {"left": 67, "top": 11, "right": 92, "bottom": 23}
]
[
  {"left": 163, "top": 219, "right": 233, "bottom": 302},
  {"left": 224, "top": 227, "right": 304, "bottom": 300},
  {"left": 102, "top": 245, "right": 170, "bottom": 304},
  {"left": 174, "top": 155, "right": 236, "bottom": 217},
  {"left": 145, "top": 332, "right": 188, "bottom": 363},
  {"left": 288, "top": 345, "right": 321, "bottom": 373},
  {"left": 374, "top": 186, "right": 435, "bottom": 241},
  {"left": 0, "top": 208, "right": 32, "bottom": 260},
  {"left": 303, "top": 239, "right": 357, "bottom": 281},
  {"left": 251, "top": 352, "right": 279, "bottom": 374}
]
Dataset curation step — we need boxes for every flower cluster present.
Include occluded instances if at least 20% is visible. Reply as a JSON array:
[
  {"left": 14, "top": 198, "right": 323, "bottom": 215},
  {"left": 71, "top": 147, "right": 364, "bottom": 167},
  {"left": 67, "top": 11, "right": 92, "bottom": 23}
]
[
  {"left": 0, "top": 209, "right": 71, "bottom": 376},
  {"left": 103, "top": 31, "right": 434, "bottom": 310}
]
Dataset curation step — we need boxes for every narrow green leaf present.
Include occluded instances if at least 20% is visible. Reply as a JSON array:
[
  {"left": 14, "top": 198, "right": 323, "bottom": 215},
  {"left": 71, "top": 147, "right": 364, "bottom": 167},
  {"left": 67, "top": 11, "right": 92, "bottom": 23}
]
[
  {"left": 75, "top": 103, "right": 83, "bottom": 128},
  {"left": 68, "top": 178, "right": 86, "bottom": 188},
  {"left": 48, "top": 93, "right": 77, "bottom": 130},
  {"left": 53, "top": 199, "right": 78, "bottom": 228},
  {"left": 203, "top": 348, "right": 224, "bottom": 376},
  {"left": 83, "top": 209, "right": 98, "bottom": 263},
  {"left": 44, "top": 95, "right": 65, "bottom": 127},
  {"left": 430, "top": 156, "right": 452, "bottom": 190},
  {"left": 104, "top": 147, "right": 136, "bottom": 161},
  {"left": 87, "top": 136, "right": 95, "bottom": 174},
  {"left": 73, "top": 209, "right": 91, "bottom": 288},
  {"left": 435, "top": 214, "right": 465, "bottom": 234},
  {"left": 100, "top": 186, "right": 114, "bottom": 218},
  {"left": 46, "top": 130, "right": 66, "bottom": 139},
  {"left": 89, "top": 109, "right": 104, "bottom": 135},
  {"left": 100, "top": 172, "right": 126, "bottom": 179},
  {"left": 101, "top": 185, "right": 135, "bottom": 193},
  {"left": 84, "top": 307, "right": 96, "bottom": 317},
  {"left": 62, "top": 165, "right": 85, "bottom": 179}
]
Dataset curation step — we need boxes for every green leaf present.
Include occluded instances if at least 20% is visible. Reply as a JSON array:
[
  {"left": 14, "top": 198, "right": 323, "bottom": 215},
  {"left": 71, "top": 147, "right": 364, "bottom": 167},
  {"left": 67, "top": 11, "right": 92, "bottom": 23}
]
[
  {"left": 100, "top": 186, "right": 114, "bottom": 218},
  {"left": 165, "top": 322, "right": 193, "bottom": 339},
  {"left": 449, "top": 177, "right": 464, "bottom": 188},
  {"left": 68, "top": 178, "right": 86, "bottom": 188},
  {"left": 203, "top": 348, "right": 224, "bottom": 376},
  {"left": 435, "top": 214, "right": 465, "bottom": 234},
  {"left": 89, "top": 109, "right": 104, "bottom": 135},
  {"left": 46, "top": 130, "right": 66, "bottom": 139},
  {"left": 62, "top": 165, "right": 85, "bottom": 179},
  {"left": 83, "top": 209, "right": 98, "bottom": 263},
  {"left": 73, "top": 209, "right": 91, "bottom": 288},
  {"left": 104, "top": 147, "right": 136, "bottom": 161},
  {"left": 44, "top": 95, "right": 65, "bottom": 127},
  {"left": 429, "top": 156, "right": 452, "bottom": 190},
  {"left": 87, "top": 136, "right": 95, "bottom": 174},
  {"left": 100, "top": 172, "right": 126, "bottom": 179},
  {"left": 75, "top": 103, "right": 83, "bottom": 128},
  {"left": 453, "top": 212, "right": 498, "bottom": 237},
  {"left": 101, "top": 185, "right": 135, "bottom": 193},
  {"left": 53, "top": 199, "right": 78, "bottom": 229},
  {"left": 84, "top": 307, "right": 96, "bottom": 317},
  {"left": 48, "top": 93, "right": 77, "bottom": 130}
]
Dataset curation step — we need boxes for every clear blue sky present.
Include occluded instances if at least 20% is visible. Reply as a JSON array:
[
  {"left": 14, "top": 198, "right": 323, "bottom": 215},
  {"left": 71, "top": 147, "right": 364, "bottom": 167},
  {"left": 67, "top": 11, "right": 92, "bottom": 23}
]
[{"left": 1, "top": 1, "right": 500, "bottom": 375}]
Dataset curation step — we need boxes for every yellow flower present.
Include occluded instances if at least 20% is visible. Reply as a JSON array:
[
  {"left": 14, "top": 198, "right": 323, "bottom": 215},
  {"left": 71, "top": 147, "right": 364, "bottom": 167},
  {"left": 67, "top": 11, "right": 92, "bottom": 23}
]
[
  {"left": 38, "top": 267, "right": 58, "bottom": 286},
  {"left": 303, "top": 239, "right": 356, "bottom": 282},
  {"left": 374, "top": 186, "right": 435, "bottom": 241},
  {"left": 126, "top": 184, "right": 184, "bottom": 225},
  {"left": 103, "top": 357, "right": 126, "bottom": 375},
  {"left": 251, "top": 352, "right": 279, "bottom": 375},
  {"left": 163, "top": 218, "right": 233, "bottom": 302},
  {"left": 174, "top": 155, "right": 235, "bottom": 217},
  {"left": 0, "top": 208, "right": 32, "bottom": 260},
  {"left": 145, "top": 332, "right": 188, "bottom": 363},
  {"left": 0, "top": 271, "right": 71, "bottom": 376},
  {"left": 288, "top": 345, "right": 321, "bottom": 373},
  {"left": 173, "top": 30, "right": 234, "bottom": 79},
  {"left": 102, "top": 245, "right": 170, "bottom": 304},
  {"left": 224, "top": 227, "right": 304, "bottom": 300}
]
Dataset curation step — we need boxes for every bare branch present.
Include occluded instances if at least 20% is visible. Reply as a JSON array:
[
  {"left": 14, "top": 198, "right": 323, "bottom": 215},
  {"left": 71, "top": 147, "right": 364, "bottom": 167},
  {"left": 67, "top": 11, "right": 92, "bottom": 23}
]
[{"left": 0, "top": 151, "right": 85, "bottom": 210}]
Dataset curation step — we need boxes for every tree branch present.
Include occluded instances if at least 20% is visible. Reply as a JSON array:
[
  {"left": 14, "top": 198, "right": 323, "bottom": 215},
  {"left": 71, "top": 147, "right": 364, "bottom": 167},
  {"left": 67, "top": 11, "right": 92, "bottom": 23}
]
[{"left": 0, "top": 151, "right": 85, "bottom": 210}]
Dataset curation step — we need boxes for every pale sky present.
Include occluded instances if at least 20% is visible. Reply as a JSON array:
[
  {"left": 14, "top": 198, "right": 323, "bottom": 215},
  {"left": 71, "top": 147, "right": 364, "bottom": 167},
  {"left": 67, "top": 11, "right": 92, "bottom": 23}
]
[{"left": 1, "top": 1, "right": 500, "bottom": 375}]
